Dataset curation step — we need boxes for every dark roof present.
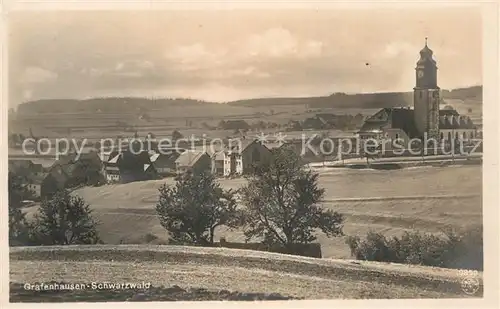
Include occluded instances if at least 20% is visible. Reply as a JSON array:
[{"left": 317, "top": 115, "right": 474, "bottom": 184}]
[
  {"left": 359, "top": 107, "right": 476, "bottom": 138},
  {"left": 175, "top": 150, "right": 207, "bottom": 167},
  {"left": 389, "top": 108, "right": 420, "bottom": 138},
  {"left": 417, "top": 40, "right": 436, "bottom": 65},
  {"left": 439, "top": 109, "right": 459, "bottom": 116},
  {"left": 359, "top": 108, "right": 416, "bottom": 136},
  {"left": 230, "top": 139, "right": 258, "bottom": 153},
  {"left": 119, "top": 150, "right": 151, "bottom": 169},
  {"left": 439, "top": 115, "right": 476, "bottom": 129},
  {"left": 150, "top": 151, "right": 180, "bottom": 166}
]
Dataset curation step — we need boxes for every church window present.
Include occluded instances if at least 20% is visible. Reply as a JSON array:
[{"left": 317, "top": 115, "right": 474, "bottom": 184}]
[
  {"left": 470, "top": 131, "right": 474, "bottom": 139},
  {"left": 395, "top": 133, "right": 399, "bottom": 140},
  {"left": 448, "top": 132, "right": 452, "bottom": 141},
  {"left": 455, "top": 132, "right": 459, "bottom": 140},
  {"left": 440, "top": 132, "right": 444, "bottom": 140},
  {"left": 462, "top": 132, "right": 466, "bottom": 140}
]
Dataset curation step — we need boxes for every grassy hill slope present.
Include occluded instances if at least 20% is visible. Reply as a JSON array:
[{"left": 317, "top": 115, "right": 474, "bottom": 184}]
[
  {"left": 35, "top": 165, "right": 481, "bottom": 257},
  {"left": 10, "top": 245, "right": 483, "bottom": 299},
  {"left": 15, "top": 86, "right": 482, "bottom": 114}
]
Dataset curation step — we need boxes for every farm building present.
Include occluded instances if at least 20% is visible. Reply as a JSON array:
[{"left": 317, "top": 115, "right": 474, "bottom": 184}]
[
  {"left": 149, "top": 151, "right": 181, "bottom": 177},
  {"left": 212, "top": 150, "right": 227, "bottom": 176},
  {"left": 103, "top": 151, "right": 121, "bottom": 183},
  {"left": 119, "top": 150, "right": 157, "bottom": 183},
  {"left": 228, "top": 139, "right": 272, "bottom": 175},
  {"left": 175, "top": 150, "right": 212, "bottom": 175},
  {"left": 103, "top": 150, "right": 157, "bottom": 183},
  {"left": 40, "top": 151, "right": 105, "bottom": 198}
]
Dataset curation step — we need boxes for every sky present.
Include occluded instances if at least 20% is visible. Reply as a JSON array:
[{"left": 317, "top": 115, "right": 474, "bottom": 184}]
[{"left": 8, "top": 7, "right": 482, "bottom": 107}]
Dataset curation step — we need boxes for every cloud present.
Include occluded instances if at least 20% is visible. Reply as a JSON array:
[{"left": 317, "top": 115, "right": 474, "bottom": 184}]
[
  {"left": 162, "top": 27, "right": 324, "bottom": 85},
  {"left": 243, "top": 28, "right": 323, "bottom": 59},
  {"left": 20, "top": 67, "right": 58, "bottom": 84},
  {"left": 165, "top": 43, "right": 228, "bottom": 72},
  {"left": 382, "top": 42, "right": 418, "bottom": 59},
  {"left": 8, "top": 9, "right": 482, "bottom": 106}
]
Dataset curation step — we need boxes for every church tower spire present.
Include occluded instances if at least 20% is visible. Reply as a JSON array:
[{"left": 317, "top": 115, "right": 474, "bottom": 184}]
[{"left": 413, "top": 38, "right": 440, "bottom": 139}]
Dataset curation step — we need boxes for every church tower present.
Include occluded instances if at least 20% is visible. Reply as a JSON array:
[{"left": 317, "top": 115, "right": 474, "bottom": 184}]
[{"left": 413, "top": 38, "right": 440, "bottom": 139}]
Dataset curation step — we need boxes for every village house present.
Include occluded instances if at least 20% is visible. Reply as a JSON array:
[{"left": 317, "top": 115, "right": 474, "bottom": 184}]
[
  {"left": 212, "top": 150, "right": 227, "bottom": 176},
  {"left": 210, "top": 147, "right": 245, "bottom": 177},
  {"left": 103, "top": 149, "right": 158, "bottom": 183},
  {"left": 149, "top": 151, "right": 181, "bottom": 178},
  {"left": 103, "top": 141, "right": 185, "bottom": 183},
  {"left": 228, "top": 139, "right": 272, "bottom": 175},
  {"left": 9, "top": 159, "right": 45, "bottom": 198},
  {"left": 39, "top": 150, "right": 104, "bottom": 198},
  {"left": 175, "top": 150, "right": 212, "bottom": 175},
  {"left": 103, "top": 150, "right": 121, "bottom": 183},
  {"left": 119, "top": 150, "right": 157, "bottom": 183},
  {"left": 358, "top": 39, "right": 478, "bottom": 152}
]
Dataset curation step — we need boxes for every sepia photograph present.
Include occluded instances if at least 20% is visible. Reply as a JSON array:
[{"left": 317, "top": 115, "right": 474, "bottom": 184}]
[{"left": 4, "top": 2, "right": 496, "bottom": 305}]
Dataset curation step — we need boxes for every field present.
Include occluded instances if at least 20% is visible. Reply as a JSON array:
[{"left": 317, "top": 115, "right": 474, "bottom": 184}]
[
  {"left": 10, "top": 245, "right": 483, "bottom": 300},
  {"left": 10, "top": 103, "right": 374, "bottom": 143},
  {"left": 9, "top": 90, "right": 484, "bottom": 301},
  {"left": 39, "top": 164, "right": 483, "bottom": 258},
  {"left": 9, "top": 85, "right": 482, "bottom": 141}
]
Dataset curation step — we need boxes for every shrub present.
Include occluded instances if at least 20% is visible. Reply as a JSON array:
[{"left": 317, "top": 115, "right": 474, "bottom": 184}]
[
  {"left": 8, "top": 172, "right": 36, "bottom": 246},
  {"left": 31, "top": 190, "right": 102, "bottom": 245},
  {"left": 346, "top": 227, "right": 483, "bottom": 270}
]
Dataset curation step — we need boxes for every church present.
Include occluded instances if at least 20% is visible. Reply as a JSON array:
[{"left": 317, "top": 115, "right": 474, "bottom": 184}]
[{"left": 358, "top": 39, "right": 478, "bottom": 147}]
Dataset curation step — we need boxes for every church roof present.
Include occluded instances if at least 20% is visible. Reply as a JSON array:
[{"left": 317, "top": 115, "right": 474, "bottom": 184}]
[
  {"left": 359, "top": 108, "right": 420, "bottom": 138},
  {"left": 417, "top": 38, "right": 437, "bottom": 66},
  {"left": 359, "top": 107, "right": 475, "bottom": 138}
]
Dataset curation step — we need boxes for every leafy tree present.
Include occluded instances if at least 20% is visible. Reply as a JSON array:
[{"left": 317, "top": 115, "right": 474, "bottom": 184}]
[
  {"left": 32, "top": 190, "right": 101, "bottom": 245},
  {"left": 155, "top": 171, "right": 240, "bottom": 245},
  {"left": 8, "top": 172, "right": 35, "bottom": 246},
  {"left": 68, "top": 157, "right": 105, "bottom": 187},
  {"left": 240, "top": 147, "right": 344, "bottom": 247}
]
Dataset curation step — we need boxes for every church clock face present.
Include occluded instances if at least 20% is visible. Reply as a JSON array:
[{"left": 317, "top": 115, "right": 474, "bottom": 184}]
[{"left": 417, "top": 70, "right": 424, "bottom": 78}]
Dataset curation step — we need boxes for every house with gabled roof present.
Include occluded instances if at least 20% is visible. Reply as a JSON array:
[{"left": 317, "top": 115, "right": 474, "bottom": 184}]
[
  {"left": 117, "top": 150, "right": 157, "bottom": 183},
  {"left": 175, "top": 150, "right": 211, "bottom": 175},
  {"left": 227, "top": 139, "right": 272, "bottom": 175},
  {"left": 149, "top": 150, "right": 180, "bottom": 177},
  {"left": 103, "top": 150, "right": 121, "bottom": 183}
]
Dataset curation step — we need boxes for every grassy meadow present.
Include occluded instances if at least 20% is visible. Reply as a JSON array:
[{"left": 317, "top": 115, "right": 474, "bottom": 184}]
[
  {"left": 10, "top": 245, "right": 483, "bottom": 300},
  {"left": 37, "top": 164, "right": 482, "bottom": 258}
]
